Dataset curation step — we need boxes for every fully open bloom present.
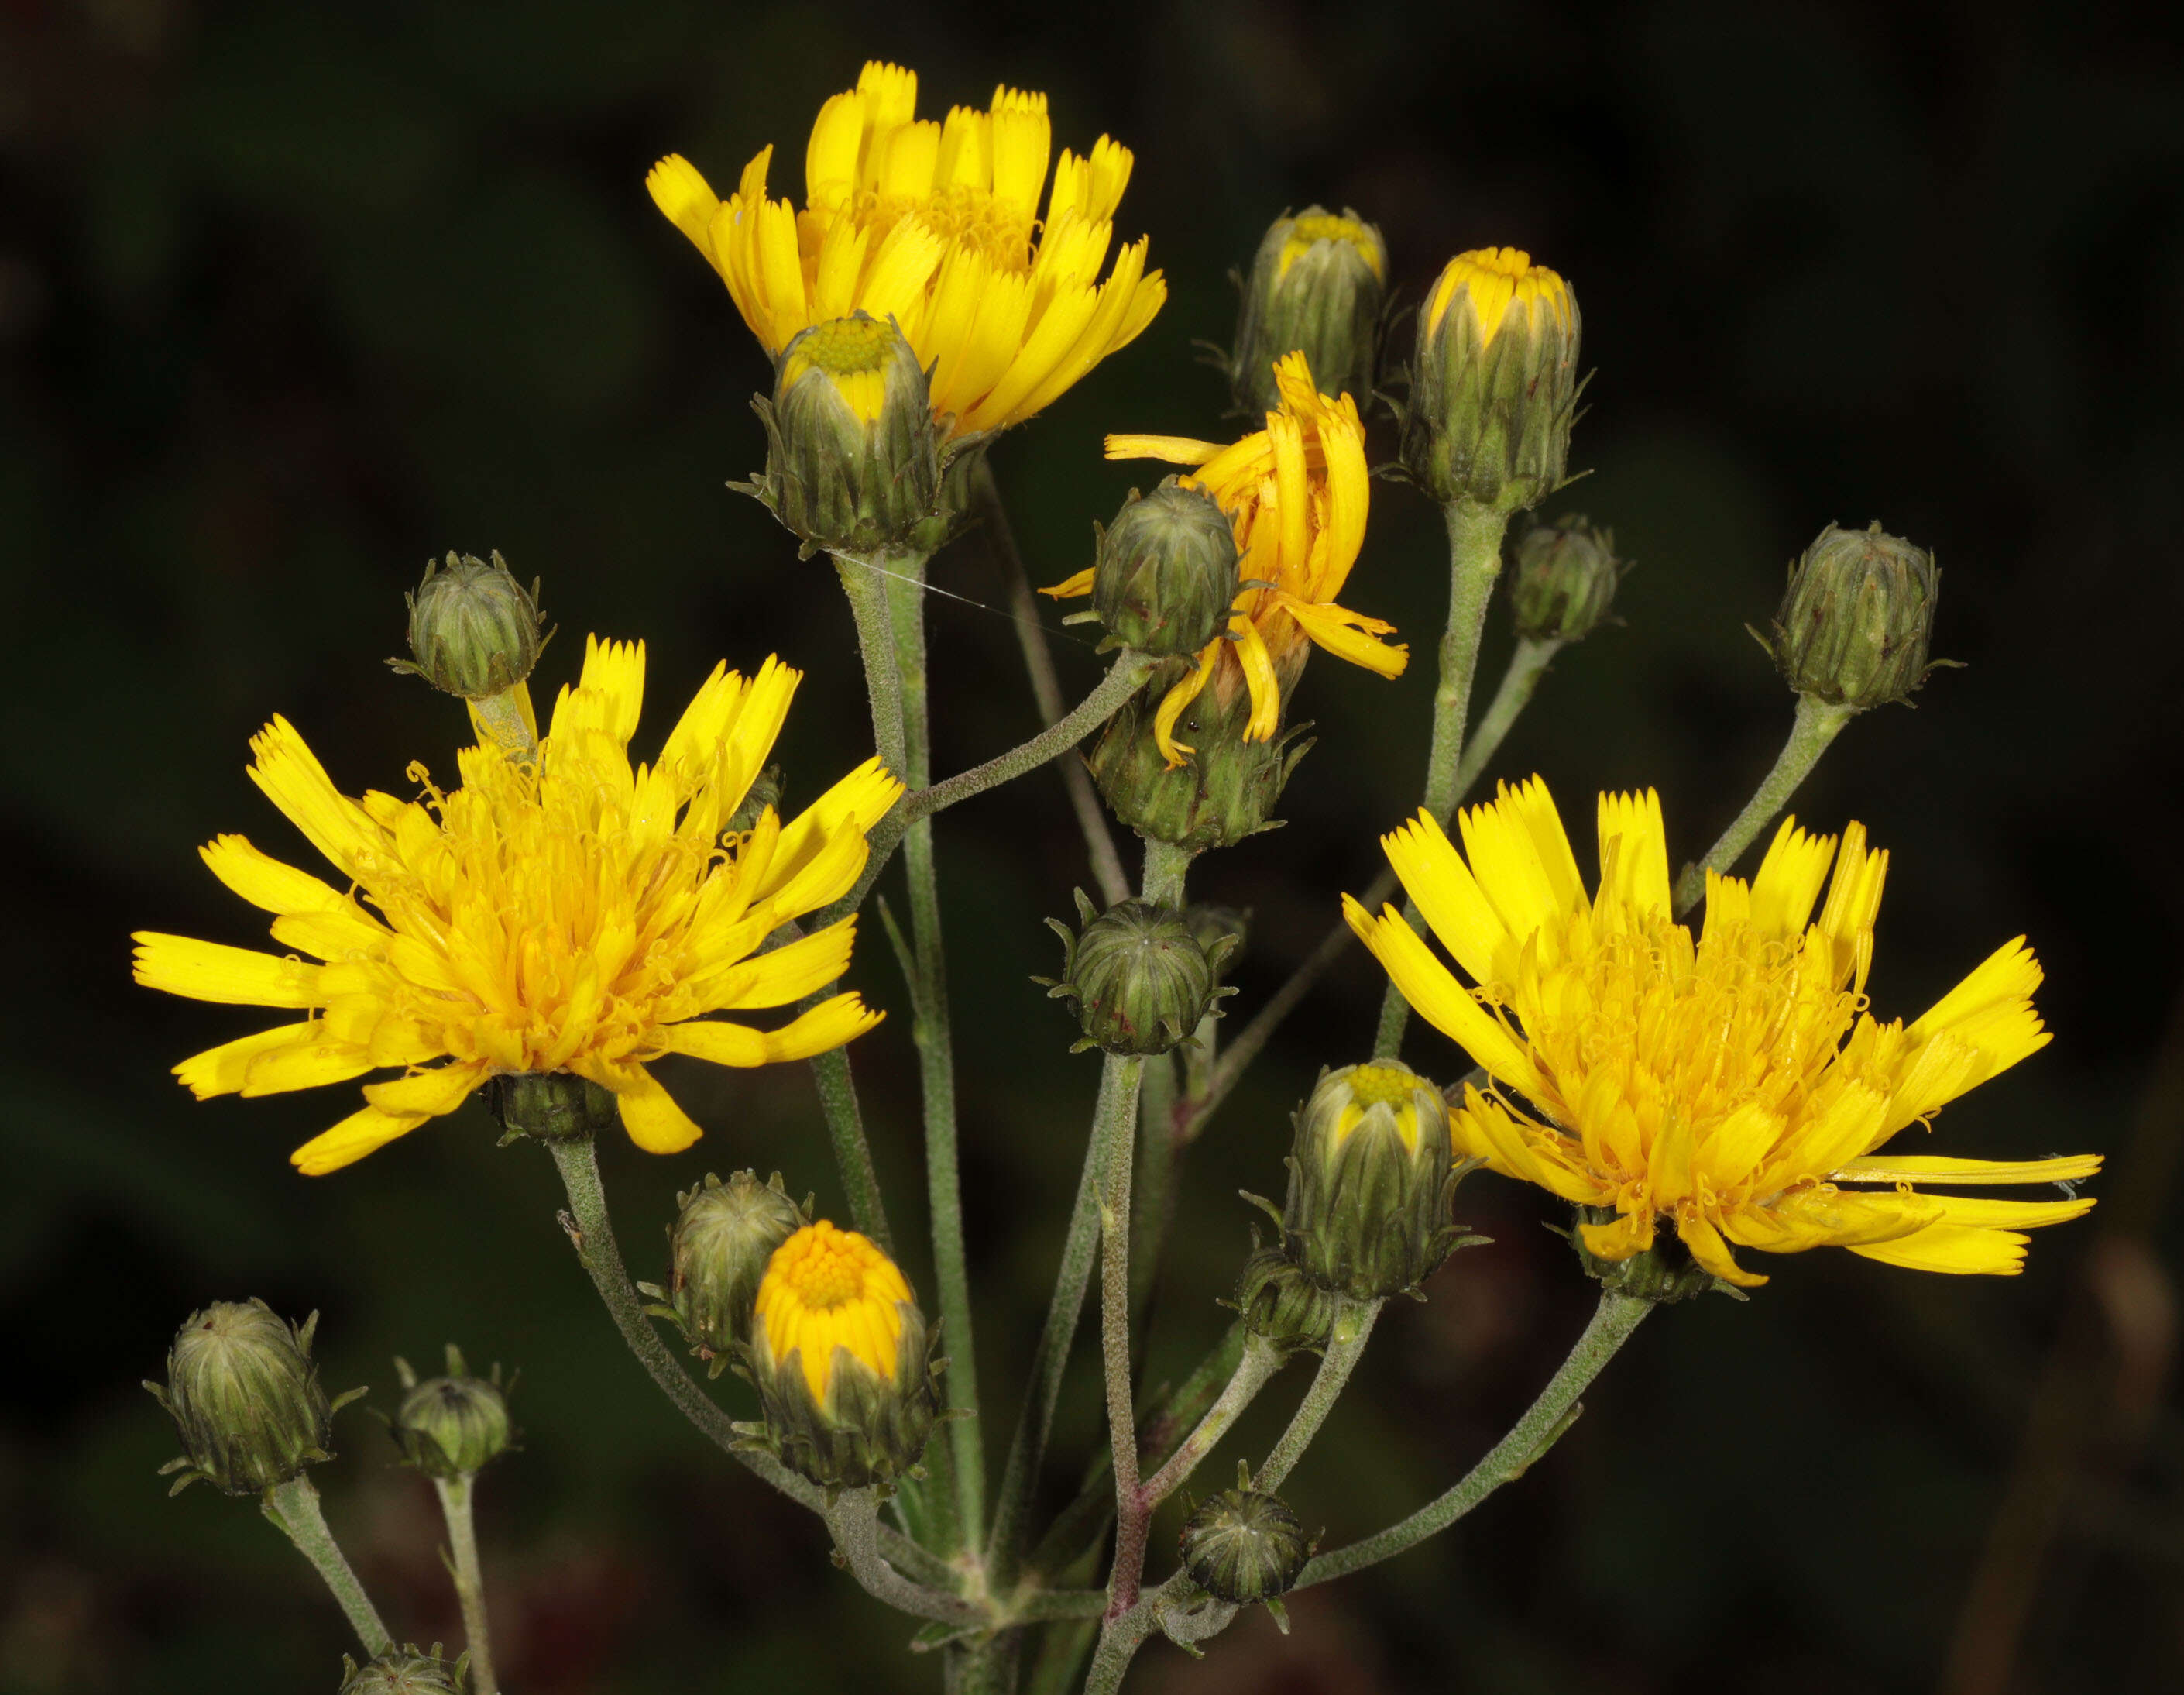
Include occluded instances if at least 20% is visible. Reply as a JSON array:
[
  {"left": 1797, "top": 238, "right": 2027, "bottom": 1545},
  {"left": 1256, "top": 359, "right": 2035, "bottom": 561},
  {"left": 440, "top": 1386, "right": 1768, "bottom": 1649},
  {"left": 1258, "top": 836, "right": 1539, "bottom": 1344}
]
[
  {"left": 134, "top": 639, "right": 901, "bottom": 1174},
  {"left": 1346, "top": 779, "right": 2098, "bottom": 1283},
  {"left": 1046, "top": 351, "right": 1405, "bottom": 766},
  {"left": 647, "top": 60, "right": 1165, "bottom": 438}
]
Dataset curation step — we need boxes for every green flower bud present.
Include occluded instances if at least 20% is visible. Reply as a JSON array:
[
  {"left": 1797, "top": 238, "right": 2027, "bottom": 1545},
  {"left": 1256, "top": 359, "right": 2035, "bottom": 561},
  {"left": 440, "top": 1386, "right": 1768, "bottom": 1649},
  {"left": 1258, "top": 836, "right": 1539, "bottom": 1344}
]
[
  {"left": 389, "top": 1346, "right": 514, "bottom": 1479},
  {"left": 668, "top": 1171, "right": 808, "bottom": 1372},
  {"left": 1090, "top": 478, "right": 1240, "bottom": 658},
  {"left": 1570, "top": 1205, "right": 1724, "bottom": 1303},
  {"left": 1283, "top": 1061, "right": 1470, "bottom": 1299},
  {"left": 742, "top": 312, "right": 943, "bottom": 557},
  {"left": 742, "top": 1222, "right": 943, "bottom": 1494},
  {"left": 146, "top": 1300, "right": 361, "bottom": 1497},
  {"left": 1233, "top": 1242, "right": 1340, "bottom": 1355},
  {"left": 1509, "top": 516, "right": 1624, "bottom": 644},
  {"left": 1179, "top": 1463, "right": 1315, "bottom": 1613},
  {"left": 1039, "top": 892, "right": 1236, "bottom": 1056},
  {"left": 1401, "top": 248, "right": 1581, "bottom": 514},
  {"left": 1760, "top": 521, "right": 1945, "bottom": 710},
  {"left": 1086, "top": 662, "right": 1314, "bottom": 852},
  {"left": 391, "top": 552, "right": 548, "bottom": 700},
  {"left": 338, "top": 1645, "right": 467, "bottom": 1695},
  {"left": 1231, "top": 207, "right": 1388, "bottom": 417},
  {"left": 486, "top": 1071, "right": 618, "bottom": 1143}
]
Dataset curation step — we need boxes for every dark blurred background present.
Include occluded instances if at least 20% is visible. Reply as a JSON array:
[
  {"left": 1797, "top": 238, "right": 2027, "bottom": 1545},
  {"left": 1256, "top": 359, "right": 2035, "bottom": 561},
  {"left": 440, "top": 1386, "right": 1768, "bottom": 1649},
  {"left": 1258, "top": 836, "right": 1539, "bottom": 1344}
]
[{"left": 5, "top": 1, "right": 2182, "bottom": 1690}]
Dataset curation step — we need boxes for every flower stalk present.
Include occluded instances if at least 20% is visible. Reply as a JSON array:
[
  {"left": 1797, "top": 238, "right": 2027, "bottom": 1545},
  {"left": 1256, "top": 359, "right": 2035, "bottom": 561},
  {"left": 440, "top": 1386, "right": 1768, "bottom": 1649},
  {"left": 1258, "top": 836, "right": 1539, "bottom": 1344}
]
[
  {"left": 1671, "top": 693, "right": 1857, "bottom": 915},
  {"left": 262, "top": 1475, "right": 392, "bottom": 1658},
  {"left": 431, "top": 1473, "right": 499, "bottom": 1695}
]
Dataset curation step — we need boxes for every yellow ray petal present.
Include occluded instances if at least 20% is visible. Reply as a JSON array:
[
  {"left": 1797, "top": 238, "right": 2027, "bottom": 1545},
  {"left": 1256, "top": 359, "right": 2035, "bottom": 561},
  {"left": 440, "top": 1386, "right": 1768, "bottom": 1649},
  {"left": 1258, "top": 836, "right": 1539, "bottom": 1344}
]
[
  {"left": 646, "top": 153, "right": 723, "bottom": 255},
  {"left": 246, "top": 716, "right": 383, "bottom": 882},
  {"left": 1041, "top": 567, "right": 1097, "bottom": 600},
  {"left": 1849, "top": 1223, "right": 2030, "bottom": 1275},
  {"left": 1273, "top": 594, "right": 1407, "bottom": 677},
  {"left": 601, "top": 1062, "right": 704, "bottom": 1153},
  {"left": 1105, "top": 432, "right": 1222, "bottom": 466},
  {"left": 1343, "top": 896, "right": 1544, "bottom": 1096},
  {"left": 199, "top": 836, "right": 348, "bottom": 916},
  {"left": 174, "top": 1023, "right": 318, "bottom": 1099},
  {"left": 1677, "top": 1213, "right": 1767, "bottom": 1286},
  {"left": 292, "top": 1104, "right": 429, "bottom": 1175},
  {"left": 693, "top": 917, "right": 860, "bottom": 1012},
  {"left": 1747, "top": 817, "right": 1835, "bottom": 939},
  {"left": 241, "top": 1037, "right": 378, "bottom": 1098},
  {"left": 662, "top": 993, "right": 884, "bottom": 1068},
  {"left": 1381, "top": 810, "right": 1507, "bottom": 987},
  {"left": 1832, "top": 1152, "right": 2103, "bottom": 1186},
  {"left": 1153, "top": 642, "right": 1220, "bottom": 767},
  {"left": 1595, "top": 790, "right": 1671, "bottom": 919},
  {"left": 363, "top": 1061, "right": 487, "bottom": 1120},
  {"left": 133, "top": 933, "right": 323, "bottom": 1008}
]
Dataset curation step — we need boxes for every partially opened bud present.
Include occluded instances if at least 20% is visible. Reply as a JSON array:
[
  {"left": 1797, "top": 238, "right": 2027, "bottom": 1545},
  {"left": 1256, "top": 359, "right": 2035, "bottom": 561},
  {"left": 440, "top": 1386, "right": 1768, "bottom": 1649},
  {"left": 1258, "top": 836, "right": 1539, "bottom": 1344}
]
[
  {"left": 1510, "top": 516, "right": 1623, "bottom": 644},
  {"left": 1040, "top": 893, "right": 1235, "bottom": 1056},
  {"left": 669, "top": 1171, "right": 807, "bottom": 1368},
  {"left": 1230, "top": 208, "right": 1387, "bottom": 416},
  {"left": 1760, "top": 521, "right": 1943, "bottom": 709},
  {"left": 393, "top": 552, "right": 547, "bottom": 700},
  {"left": 747, "top": 1221, "right": 941, "bottom": 1492},
  {"left": 1284, "top": 1061, "right": 1468, "bottom": 1299},
  {"left": 338, "top": 1645, "right": 467, "bottom": 1695},
  {"left": 147, "top": 1300, "right": 357, "bottom": 1496},
  {"left": 1179, "top": 1463, "right": 1314, "bottom": 1614},
  {"left": 1087, "top": 663, "right": 1313, "bottom": 851},
  {"left": 746, "top": 312, "right": 942, "bottom": 556},
  {"left": 1091, "top": 479, "right": 1240, "bottom": 657},
  {"left": 389, "top": 1346, "right": 514, "bottom": 1479},
  {"left": 1402, "top": 247, "right": 1581, "bottom": 513}
]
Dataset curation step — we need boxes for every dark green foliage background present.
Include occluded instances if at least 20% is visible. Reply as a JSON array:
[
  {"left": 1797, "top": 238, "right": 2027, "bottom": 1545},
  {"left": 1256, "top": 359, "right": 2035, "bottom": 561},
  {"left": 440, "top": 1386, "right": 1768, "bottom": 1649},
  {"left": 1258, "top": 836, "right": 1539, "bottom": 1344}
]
[{"left": 4, "top": 2, "right": 2180, "bottom": 1690}]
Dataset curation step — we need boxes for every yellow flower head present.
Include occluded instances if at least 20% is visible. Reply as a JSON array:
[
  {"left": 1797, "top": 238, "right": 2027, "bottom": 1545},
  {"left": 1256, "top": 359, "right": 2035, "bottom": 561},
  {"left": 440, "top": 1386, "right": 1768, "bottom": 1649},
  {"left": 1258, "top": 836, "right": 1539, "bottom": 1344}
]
[
  {"left": 133, "top": 638, "right": 902, "bottom": 1175},
  {"left": 1279, "top": 212, "right": 1387, "bottom": 283},
  {"left": 754, "top": 1219, "right": 914, "bottom": 1405},
  {"left": 647, "top": 60, "right": 1166, "bottom": 438},
  {"left": 1345, "top": 779, "right": 2098, "bottom": 1285},
  {"left": 1424, "top": 246, "right": 1572, "bottom": 347},
  {"left": 1045, "top": 352, "right": 1405, "bottom": 767}
]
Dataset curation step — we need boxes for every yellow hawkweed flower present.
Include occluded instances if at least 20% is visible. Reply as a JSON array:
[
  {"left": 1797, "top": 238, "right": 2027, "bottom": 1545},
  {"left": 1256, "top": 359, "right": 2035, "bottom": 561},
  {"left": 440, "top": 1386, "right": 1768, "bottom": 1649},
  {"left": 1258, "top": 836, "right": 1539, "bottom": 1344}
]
[
  {"left": 1345, "top": 779, "right": 2099, "bottom": 1284},
  {"left": 1045, "top": 351, "right": 1404, "bottom": 767},
  {"left": 753, "top": 1219, "right": 914, "bottom": 1405},
  {"left": 647, "top": 60, "right": 1166, "bottom": 438},
  {"left": 133, "top": 638, "right": 902, "bottom": 1174}
]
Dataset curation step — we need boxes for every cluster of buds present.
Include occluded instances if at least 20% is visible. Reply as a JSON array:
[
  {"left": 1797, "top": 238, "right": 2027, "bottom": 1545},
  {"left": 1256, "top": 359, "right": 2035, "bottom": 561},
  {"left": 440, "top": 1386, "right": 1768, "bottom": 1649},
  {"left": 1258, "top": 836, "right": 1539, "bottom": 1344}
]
[
  {"left": 1179, "top": 1461, "right": 1318, "bottom": 1629},
  {"left": 740, "top": 1220, "right": 944, "bottom": 1494},
  {"left": 1758, "top": 521, "right": 1947, "bottom": 710},
  {"left": 1509, "top": 516, "right": 1625, "bottom": 645},
  {"left": 1039, "top": 891, "right": 1238, "bottom": 1055},
  {"left": 387, "top": 1346, "right": 516, "bottom": 1480},
  {"left": 1400, "top": 247, "right": 1582, "bottom": 514},
  {"left": 1238, "top": 1061, "right": 1481, "bottom": 1352},
  {"left": 390, "top": 551, "right": 549, "bottom": 701},
  {"left": 1228, "top": 208, "right": 1388, "bottom": 415},
  {"left": 146, "top": 1300, "right": 363, "bottom": 1496},
  {"left": 741, "top": 311, "right": 978, "bottom": 558}
]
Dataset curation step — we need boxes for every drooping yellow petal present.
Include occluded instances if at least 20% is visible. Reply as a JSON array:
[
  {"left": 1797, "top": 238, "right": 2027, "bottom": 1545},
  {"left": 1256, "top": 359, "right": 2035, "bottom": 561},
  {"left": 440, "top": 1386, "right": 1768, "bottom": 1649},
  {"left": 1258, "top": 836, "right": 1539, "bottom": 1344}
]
[
  {"left": 1342, "top": 897, "right": 1544, "bottom": 1096},
  {"left": 662, "top": 993, "right": 884, "bottom": 1068},
  {"left": 174, "top": 1023, "right": 318, "bottom": 1099},
  {"left": 292, "top": 1104, "right": 429, "bottom": 1175},
  {"left": 598, "top": 1062, "right": 704, "bottom": 1154}
]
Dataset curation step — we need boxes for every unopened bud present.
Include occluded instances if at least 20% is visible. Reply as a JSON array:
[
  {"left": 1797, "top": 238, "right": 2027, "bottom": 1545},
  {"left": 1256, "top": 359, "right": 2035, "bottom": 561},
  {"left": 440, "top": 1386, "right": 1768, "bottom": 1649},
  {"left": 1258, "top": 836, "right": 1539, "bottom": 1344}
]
[
  {"left": 393, "top": 552, "right": 547, "bottom": 700},
  {"left": 1234, "top": 1243, "right": 1340, "bottom": 1355},
  {"left": 668, "top": 1171, "right": 807, "bottom": 1370},
  {"left": 1510, "top": 516, "right": 1623, "bottom": 644},
  {"left": 745, "top": 1221, "right": 942, "bottom": 1493},
  {"left": 1231, "top": 208, "right": 1387, "bottom": 416},
  {"left": 1179, "top": 1463, "right": 1314, "bottom": 1615},
  {"left": 389, "top": 1346, "right": 514, "bottom": 1479},
  {"left": 1402, "top": 247, "right": 1581, "bottom": 513},
  {"left": 1283, "top": 1061, "right": 1471, "bottom": 1299},
  {"left": 1091, "top": 479, "right": 1240, "bottom": 657},
  {"left": 1760, "top": 521, "right": 1944, "bottom": 710},
  {"left": 743, "top": 312, "right": 943, "bottom": 557},
  {"left": 147, "top": 1300, "right": 360, "bottom": 1496},
  {"left": 1039, "top": 892, "right": 1235, "bottom": 1056}
]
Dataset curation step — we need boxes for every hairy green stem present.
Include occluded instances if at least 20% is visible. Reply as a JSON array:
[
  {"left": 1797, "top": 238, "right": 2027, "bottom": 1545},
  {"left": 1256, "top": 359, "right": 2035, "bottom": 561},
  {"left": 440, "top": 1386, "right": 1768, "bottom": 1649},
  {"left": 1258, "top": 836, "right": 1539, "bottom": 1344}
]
[
  {"left": 915, "top": 655, "right": 1153, "bottom": 820},
  {"left": 808, "top": 1045, "right": 894, "bottom": 1256},
  {"left": 431, "top": 1473, "right": 498, "bottom": 1694},
  {"left": 1296, "top": 1292, "right": 1649, "bottom": 1587},
  {"left": 1256, "top": 1298, "right": 1382, "bottom": 1490},
  {"left": 1123, "top": 839, "right": 1194, "bottom": 1335},
  {"left": 542, "top": 1134, "right": 955, "bottom": 1590},
  {"left": 976, "top": 455, "right": 1135, "bottom": 908},
  {"left": 825, "top": 1490, "right": 990, "bottom": 1627},
  {"left": 262, "top": 1475, "right": 392, "bottom": 1658},
  {"left": 1025, "top": 1322, "right": 1249, "bottom": 1583},
  {"left": 1094, "top": 1053, "right": 1150, "bottom": 1617},
  {"left": 836, "top": 552, "right": 912, "bottom": 775},
  {"left": 987, "top": 1057, "right": 1135, "bottom": 1591},
  {"left": 1374, "top": 499, "right": 1511, "bottom": 1059},
  {"left": 1451, "top": 634, "right": 1563, "bottom": 798},
  {"left": 1136, "top": 1334, "right": 1285, "bottom": 1507},
  {"left": 881, "top": 555, "right": 984, "bottom": 1552},
  {"left": 1672, "top": 694, "right": 1857, "bottom": 915}
]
